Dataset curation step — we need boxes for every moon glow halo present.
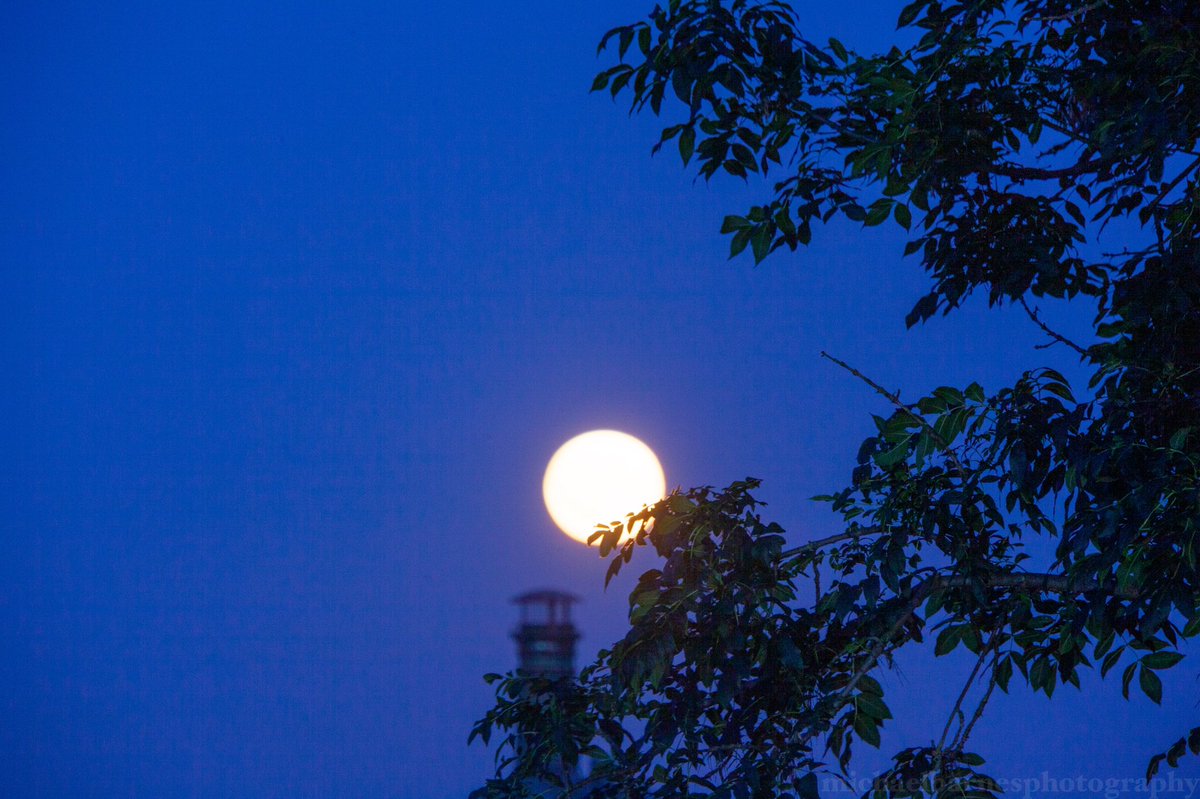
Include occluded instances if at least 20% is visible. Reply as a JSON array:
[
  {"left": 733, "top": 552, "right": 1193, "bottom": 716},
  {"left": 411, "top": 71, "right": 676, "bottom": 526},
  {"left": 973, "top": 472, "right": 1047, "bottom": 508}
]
[{"left": 542, "top": 430, "right": 666, "bottom": 545}]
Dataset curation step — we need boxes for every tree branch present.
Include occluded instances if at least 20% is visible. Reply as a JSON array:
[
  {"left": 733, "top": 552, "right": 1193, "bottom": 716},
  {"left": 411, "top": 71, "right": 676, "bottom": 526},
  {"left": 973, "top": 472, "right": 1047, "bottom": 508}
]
[
  {"left": 787, "top": 566, "right": 1133, "bottom": 758},
  {"left": 782, "top": 527, "right": 885, "bottom": 559},
  {"left": 1019, "top": 297, "right": 1090, "bottom": 357},
  {"left": 793, "top": 579, "right": 934, "bottom": 750},
  {"left": 936, "top": 570, "right": 1138, "bottom": 599},
  {"left": 1143, "top": 154, "right": 1200, "bottom": 216},
  {"left": 992, "top": 153, "right": 1110, "bottom": 182},
  {"left": 936, "top": 647, "right": 989, "bottom": 755},
  {"left": 821, "top": 351, "right": 968, "bottom": 476},
  {"left": 952, "top": 655, "right": 999, "bottom": 753},
  {"left": 1032, "top": 0, "right": 1110, "bottom": 24}
]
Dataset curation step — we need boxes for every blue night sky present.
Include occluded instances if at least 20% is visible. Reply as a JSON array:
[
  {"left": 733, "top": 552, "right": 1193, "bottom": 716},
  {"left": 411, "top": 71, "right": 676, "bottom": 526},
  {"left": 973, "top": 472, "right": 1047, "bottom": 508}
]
[{"left": 3, "top": 2, "right": 1197, "bottom": 798}]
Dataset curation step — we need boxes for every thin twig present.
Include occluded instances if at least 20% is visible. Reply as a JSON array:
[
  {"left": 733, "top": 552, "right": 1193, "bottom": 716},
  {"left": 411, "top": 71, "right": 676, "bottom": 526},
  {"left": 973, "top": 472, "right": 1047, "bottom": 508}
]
[
  {"left": 1034, "top": 0, "right": 1108, "bottom": 23},
  {"left": 782, "top": 527, "right": 885, "bottom": 559},
  {"left": 821, "top": 351, "right": 968, "bottom": 476},
  {"left": 952, "top": 654, "right": 1000, "bottom": 753},
  {"left": 1019, "top": 298, "right": 1090, "bottom": 357},
  {"left": 936, "top": 647, "right": 989, "bottom": 756}
]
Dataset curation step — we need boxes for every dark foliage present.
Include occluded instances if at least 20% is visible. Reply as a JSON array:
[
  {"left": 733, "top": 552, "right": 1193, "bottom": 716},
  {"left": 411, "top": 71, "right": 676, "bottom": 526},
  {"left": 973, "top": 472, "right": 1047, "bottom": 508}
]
[{"left": 474, "top": 1, "right": 1200, "bottom": 796}]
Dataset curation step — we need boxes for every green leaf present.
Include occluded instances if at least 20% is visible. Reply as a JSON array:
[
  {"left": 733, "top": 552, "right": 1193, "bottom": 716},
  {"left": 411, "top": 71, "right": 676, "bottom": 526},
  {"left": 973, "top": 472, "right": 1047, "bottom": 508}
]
[
  {"left": 897, "top": 0, "right": 924, "bottom": 27},
  {"left": 618, "top": 27, "right": 634, "bottom": 59},
  {"left": 874, "top": 438, "right": 911, "bottom": 469},
  {"left": 853, "top": 712, "right": 881, "bottom": 747},
  {"left": 1028, "top": 119, "right": 1043, "bottom": 144},
  {"left": 724, "top": 160, "right": 748, "bottom": 179},
  {"left": 796, "top": 772, "right": 819, "bottom": 799},
  {"left": 1031, "top": 657, "right": 1050, "bottom": 693},
  {"left": 960, "top": 625, "right": 982, "bottom": 654},
  {"left": 1184, "top": 614, "right": 1200, "bottom": 638},
  {"left": 751, "top": 225, "right": 771, "bottom": 263},
  {"left": 610, "top": 69, "right": 633, "bottom": 97},
  {"left": 666, "top": 494, "right": 695, "bottom": 513},
  {"left": 721, "top": 215, "right": 748, "bottom": 234},
  {"left": 778, "top": 637, "right": 805, "bottom": 670},
  {"left": 1064, "top": 200, "right": 1086, "bottom": 227},
  {"left": 1042, "top": 381, "right": 1075, "bottom": 403},
  {"left": 865, "top": 199, "right": 893, "bottom": 227},
  {"left": 995, "top": 656, "right": 1013, "bottom": 692},
  {"left": 729, "top": 229, "right": 751, "bottom": 258},
  {"left": 855, "top": 692, "right": 893, "bottom": 720},
  {"left": 775, "top": 208, "right": 796, "bottom": 238},
  {"left": 1142, "top": 651, "right": 1184, "bottom": 670},
  {"left": 1122, "top": 663, "right": 1137, "bottom": 698},
  {"left": 857, "top": 674, "right": 884, "bottom": 696},
  {"left": 894, "top": 204, "right": 912, "bottom": 230},
  {"left": 1140, "top": 667, "right": 1163, "bottom": 704},
  {"left": 679, "top": 126, "right": 696, "bottom": 165},
  {"left": 1168, "top": 738, "right": 1188, "bottom": 767},
  {"left": 935, "top": 625, "right": 963, "bottom": 656}
]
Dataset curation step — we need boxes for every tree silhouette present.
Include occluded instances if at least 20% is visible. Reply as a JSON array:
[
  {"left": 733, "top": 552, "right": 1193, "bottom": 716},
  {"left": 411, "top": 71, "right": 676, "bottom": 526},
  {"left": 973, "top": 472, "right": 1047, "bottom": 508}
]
[{"left": 473, "top": 1, "right": 1200, "bottom": 795}]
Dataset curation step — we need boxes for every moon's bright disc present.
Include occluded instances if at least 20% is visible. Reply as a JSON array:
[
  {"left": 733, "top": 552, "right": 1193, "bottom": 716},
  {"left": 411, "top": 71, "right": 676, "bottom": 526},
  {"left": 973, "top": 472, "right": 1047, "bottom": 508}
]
[{"left": 543, "top": 430, "right": 666, "bottom": 545}]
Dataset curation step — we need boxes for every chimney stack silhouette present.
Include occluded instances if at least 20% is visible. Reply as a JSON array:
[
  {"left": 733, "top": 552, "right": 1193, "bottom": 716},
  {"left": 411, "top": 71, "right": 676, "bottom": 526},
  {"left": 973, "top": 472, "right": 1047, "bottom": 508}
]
[{"left": 511, "top": 590, "right": 579, "bottom": 679}]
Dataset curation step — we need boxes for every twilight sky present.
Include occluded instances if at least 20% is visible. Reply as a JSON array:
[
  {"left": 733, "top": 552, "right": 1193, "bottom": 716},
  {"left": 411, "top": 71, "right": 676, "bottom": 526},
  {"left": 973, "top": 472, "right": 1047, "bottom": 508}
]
[{"left": 3, "top": 2, "right": 1197, "bottom": 798}]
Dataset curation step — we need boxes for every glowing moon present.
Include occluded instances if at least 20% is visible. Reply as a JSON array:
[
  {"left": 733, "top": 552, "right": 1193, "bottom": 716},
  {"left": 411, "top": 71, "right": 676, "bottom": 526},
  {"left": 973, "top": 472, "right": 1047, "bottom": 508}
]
[{"left": 542, "top": 430, "right": 666, "bottom": 544}]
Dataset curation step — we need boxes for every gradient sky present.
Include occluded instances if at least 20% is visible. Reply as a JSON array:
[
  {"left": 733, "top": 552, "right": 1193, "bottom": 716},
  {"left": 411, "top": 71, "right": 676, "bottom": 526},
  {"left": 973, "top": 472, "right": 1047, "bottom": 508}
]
[{"left": 3, "top": 2, "right": 1197, "bottom": 798}]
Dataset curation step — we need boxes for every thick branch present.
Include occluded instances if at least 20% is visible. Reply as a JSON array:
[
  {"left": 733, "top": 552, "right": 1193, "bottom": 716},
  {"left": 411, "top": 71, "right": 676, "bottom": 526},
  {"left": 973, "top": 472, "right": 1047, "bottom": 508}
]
[
  {"left": 937, "top": 571, "right": 1137, "bottom": 598},
  {"left": 991, "top": 153, "right": 1110, "bottom": 181}
]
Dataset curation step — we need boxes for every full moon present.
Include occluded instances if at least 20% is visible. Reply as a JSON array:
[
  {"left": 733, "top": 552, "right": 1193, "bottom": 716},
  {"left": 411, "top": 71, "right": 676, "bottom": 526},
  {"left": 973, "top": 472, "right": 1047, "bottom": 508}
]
[{"left": 542, "top": 430, "right": 666, "bottom": 545}]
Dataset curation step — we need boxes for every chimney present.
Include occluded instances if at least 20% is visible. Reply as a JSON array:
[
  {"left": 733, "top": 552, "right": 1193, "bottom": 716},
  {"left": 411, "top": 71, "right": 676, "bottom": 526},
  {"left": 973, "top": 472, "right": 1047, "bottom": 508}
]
[{"left": 511, "top": 590, "right": 579, "bottom": 679}]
